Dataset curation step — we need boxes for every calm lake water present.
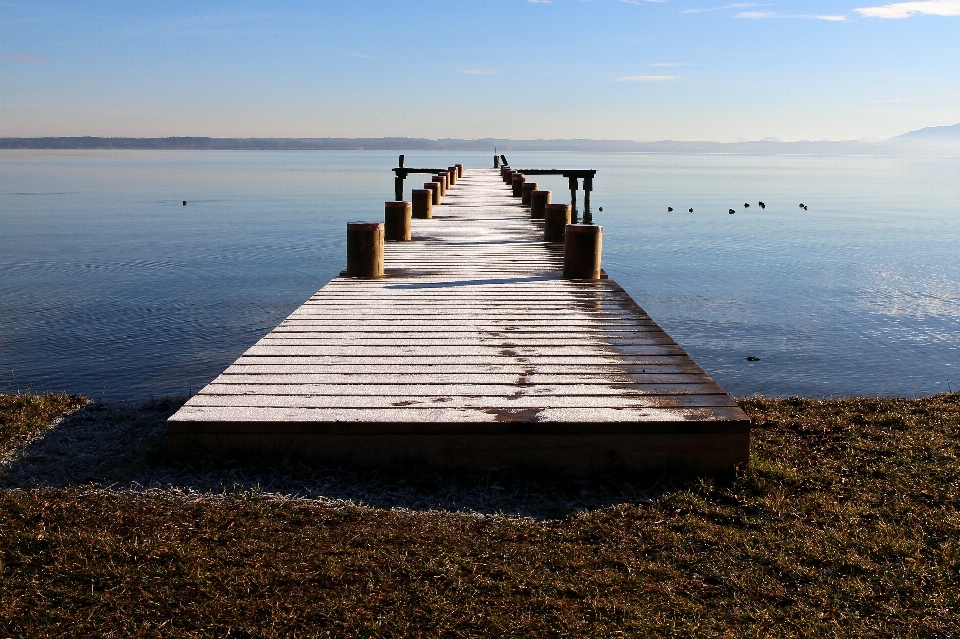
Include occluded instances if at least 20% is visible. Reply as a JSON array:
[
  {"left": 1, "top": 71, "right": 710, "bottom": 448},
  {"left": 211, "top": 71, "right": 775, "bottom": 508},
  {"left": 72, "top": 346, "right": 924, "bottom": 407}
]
[{"left": 2, "top": 150, "right": 958, "bottom": 400}]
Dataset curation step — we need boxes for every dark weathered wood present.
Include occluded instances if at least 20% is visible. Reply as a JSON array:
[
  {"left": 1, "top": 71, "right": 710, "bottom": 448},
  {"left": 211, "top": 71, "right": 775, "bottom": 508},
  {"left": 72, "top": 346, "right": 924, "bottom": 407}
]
[
  {"left": 345, "top": 222, "right": 384, "bottom": 278},
  {"left": 544, "top": 204, "right": 571, "bottom": 242},
  {"left": 383, "top": 201, "right": 411, "bottom": 241},
  {"left": 169, "top": 168, "right": 749, "bottom": 473}
]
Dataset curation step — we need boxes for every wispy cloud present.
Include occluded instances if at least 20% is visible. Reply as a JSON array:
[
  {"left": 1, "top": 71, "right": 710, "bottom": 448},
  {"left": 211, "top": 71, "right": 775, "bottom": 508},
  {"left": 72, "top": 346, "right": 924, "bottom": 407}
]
[
  {"left": 684, "top": 3, "right": 763, "bottom": 14},
  {"left": 614, "top": 75, "right": 681, "bottom": 81},
  {"left": 855, "top": 0, "right": 960, "bottom": 18},
  {"left": 622, "top": 0, "right": 666, "bottom": 4},
  {"left": 459, "top": 69, "right": 497, "bottom": 75},
  {"left": 1, "top": 52, "right": 50, "bottom": 64},
  {"left": 737, "top": 11, "right": 848, "bottom": 19},
  {"left": 650, "top": 62, "right": 684, "bottom": 67},
  {"left": 529, "top": 0, "right": 550, "bottom": 3},
  {"left": 347, "top": 52, "right": 377, "bottom": 60}
]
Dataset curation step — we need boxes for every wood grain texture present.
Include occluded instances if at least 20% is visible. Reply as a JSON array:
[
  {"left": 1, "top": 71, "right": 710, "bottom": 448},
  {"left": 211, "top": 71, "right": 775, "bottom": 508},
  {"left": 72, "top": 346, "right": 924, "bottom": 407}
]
[{"left": 168, "top": 168, "right": 749, "bottom": 472}]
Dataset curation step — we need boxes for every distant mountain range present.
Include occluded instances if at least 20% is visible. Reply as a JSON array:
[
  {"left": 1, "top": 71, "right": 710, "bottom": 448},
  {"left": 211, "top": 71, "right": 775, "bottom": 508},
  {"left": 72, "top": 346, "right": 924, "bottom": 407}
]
[
  {"left": 891, "top": 122, "right": 960, "bottom": 141},
  {"left": 3, "top": 124, "right": 959, "bottom": 154}
]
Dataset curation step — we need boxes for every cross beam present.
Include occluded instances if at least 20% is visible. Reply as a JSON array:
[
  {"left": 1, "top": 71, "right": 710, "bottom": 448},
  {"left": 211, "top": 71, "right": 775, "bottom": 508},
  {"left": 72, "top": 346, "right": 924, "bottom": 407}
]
[{"left": 510, "top": 169, "right": 598, "bottom": 224}]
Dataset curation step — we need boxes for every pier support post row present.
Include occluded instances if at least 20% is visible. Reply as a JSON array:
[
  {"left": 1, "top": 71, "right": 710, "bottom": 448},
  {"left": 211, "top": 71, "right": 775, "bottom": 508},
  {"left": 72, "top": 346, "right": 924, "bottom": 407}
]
[
  {"left": 412, "top": 189, "right": 433, "bottom": 219},
  {"left": 425, "top": 182, "right": 441, "bottom": 205},
  {"left": 512, "top": 174, "right": 525, "bottom": 197},
  {"left": 384, "top": 201, "right": 412, "bottom": 241},
  {"left": 563, "top": 224, "right": 602, "bottom": 279},
  {"left": 530, "top": 190, "right": 552, "bottom": 219},
  {"left": 455, "top": 164, "right": 463, "bottom": 178},
  {"left": 521, "top": 182, "right": 539, "bottom": 205},
  {"left": 347, "top": 222, "right": 384, "bottom": 278},
  {"left": 544, "top": 204, "right": 571, "bottom": 242}
]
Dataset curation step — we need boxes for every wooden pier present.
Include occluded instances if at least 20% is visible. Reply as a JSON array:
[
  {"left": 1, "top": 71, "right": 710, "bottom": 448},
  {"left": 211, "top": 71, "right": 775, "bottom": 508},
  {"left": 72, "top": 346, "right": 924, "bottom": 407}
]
[{"left": 168, "top": 168, "right": 749, "bottom": 473}]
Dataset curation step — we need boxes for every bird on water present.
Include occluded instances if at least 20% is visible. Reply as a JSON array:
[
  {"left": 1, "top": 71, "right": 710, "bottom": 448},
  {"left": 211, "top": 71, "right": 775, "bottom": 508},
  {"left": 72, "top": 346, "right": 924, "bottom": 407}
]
[
  {"left": 688, "top": 208, "right": 693, "bottom": 213},
  {"left": 759, "top": 201, "right": 766, "bottom": 209},
  {"left": 728, "top": 209, "right": 736, "bottom": 214},
  {"left": 668, "top": 207, "right": 673, "bottom": 212},
  {"left": 743, "top": 202, "right": 750, "bottom": 208}
]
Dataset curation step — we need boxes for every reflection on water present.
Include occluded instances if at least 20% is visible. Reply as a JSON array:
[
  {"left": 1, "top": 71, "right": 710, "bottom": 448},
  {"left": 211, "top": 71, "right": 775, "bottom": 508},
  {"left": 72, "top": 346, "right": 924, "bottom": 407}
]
[{"left": 1, "top": 150, "right": 958, "bottom": 399}]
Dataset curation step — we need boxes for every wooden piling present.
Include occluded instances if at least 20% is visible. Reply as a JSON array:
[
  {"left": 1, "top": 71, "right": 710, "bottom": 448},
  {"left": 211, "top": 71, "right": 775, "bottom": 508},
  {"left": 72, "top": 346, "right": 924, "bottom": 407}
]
[
  {"left": 412, "top": 189, "right": 433, "bottom": 219},
  {"left": 544, "top": 204, "right": 571, "bottom": 242},
  {"left": 346, "top": 222, "right": 384, "bottom": 278},
  {"left": 530, "top": 190, "right": 552, "bottom": 219},
  {"left": 384, "top": 201, "right": 412, "bottom": 241},
  {"left": 424, "top": 182, "right": 441, "bottom": 205},
  {"left": 563, "top": 224, "right": 602, "bottom": 280},
  {"left": 521, "top": 182, "right": 539, "bottom": 205},
  {"left": 511, "top": 174, "right": 525, "bottom": 197},
  {"left": 433, "top": 175, "right": 447, "bottom": 197}
]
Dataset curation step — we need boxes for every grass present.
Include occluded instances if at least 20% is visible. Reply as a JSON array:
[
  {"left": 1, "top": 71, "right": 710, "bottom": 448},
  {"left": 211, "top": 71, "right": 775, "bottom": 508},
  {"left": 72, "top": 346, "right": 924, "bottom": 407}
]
[
  {"left": 0, "top": 391, "right": 87, "bottom": 455},
  {"left": 1, "top": 392, "right": 958, "bottom": 637}
]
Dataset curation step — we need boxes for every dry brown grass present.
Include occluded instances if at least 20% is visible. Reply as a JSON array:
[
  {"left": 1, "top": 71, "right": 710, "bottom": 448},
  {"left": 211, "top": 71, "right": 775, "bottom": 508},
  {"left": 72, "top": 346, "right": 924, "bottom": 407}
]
[
  {"left": 1, "top": 393, "right": 958, "bottom": 637},
  {"left": 0, "top": 392, "right": 87, "bottom": 457}
]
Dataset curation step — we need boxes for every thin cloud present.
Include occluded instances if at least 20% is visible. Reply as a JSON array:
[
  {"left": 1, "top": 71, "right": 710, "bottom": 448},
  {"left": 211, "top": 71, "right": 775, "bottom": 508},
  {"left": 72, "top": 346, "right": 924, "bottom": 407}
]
[
  {"left": 459, "top": 69, "right": 497, "bottom": 75},
  {"left": 737, "top": 11, "right": 848, "bottom": 19},
  {"left": 529, "top": 0, "right": 550, "bottom": 3},
  {"left": 684, "top": 3, "right": 763, "bottom": 14},
  {"left": 614, "top": 75, "right": 681, "bottom": 81},
  {"left": 650, "top": 62, "right": 684, "bottom": 67},
  {"left": 855, "top": 0, "right": 960, "bottom": 18},
  {"left": 1, "top": 52, "right": 50, "bottom": 64},
  {"left": 347, "top": 52, "right": 377, "bottom": 60}
]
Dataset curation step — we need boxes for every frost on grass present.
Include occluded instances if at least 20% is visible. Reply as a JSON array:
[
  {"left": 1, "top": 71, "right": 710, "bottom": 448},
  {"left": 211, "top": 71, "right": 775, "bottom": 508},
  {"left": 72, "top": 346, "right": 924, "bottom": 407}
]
[{"left": 0, "top": 395, "right": 674, "bottom": 519}]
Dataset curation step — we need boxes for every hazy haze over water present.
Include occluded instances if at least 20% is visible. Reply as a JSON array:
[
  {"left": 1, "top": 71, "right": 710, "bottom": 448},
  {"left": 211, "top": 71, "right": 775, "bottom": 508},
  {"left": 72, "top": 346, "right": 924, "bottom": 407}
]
[{"left": 1, "top": 150, "right": 957, "bottom": 400}]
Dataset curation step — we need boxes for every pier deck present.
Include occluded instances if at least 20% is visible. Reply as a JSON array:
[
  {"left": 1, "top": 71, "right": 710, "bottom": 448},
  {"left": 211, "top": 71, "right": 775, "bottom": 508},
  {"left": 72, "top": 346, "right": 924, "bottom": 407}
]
[{"left": 168, "top": 169, "right": 749, "bottom": 472}]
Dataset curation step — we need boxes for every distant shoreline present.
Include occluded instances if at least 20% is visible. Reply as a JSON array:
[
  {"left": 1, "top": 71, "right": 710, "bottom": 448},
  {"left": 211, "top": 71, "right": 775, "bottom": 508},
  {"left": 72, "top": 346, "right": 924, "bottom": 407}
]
[{"left": 3, "top": 135, "right": 960, "bottom": 156}]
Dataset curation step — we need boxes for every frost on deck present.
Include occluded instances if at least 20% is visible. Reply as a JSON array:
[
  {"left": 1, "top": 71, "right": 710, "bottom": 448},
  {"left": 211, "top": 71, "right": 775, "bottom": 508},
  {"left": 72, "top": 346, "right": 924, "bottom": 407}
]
[{"left": 168, "top": 168, "right": 749, "bottom": 473}]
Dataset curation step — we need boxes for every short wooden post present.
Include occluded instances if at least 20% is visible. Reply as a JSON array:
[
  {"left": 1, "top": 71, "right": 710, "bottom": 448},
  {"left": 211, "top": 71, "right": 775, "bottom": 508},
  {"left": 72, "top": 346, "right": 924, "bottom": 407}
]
[
  {"left": 447, "top": 167, "right": 457, "bottom": 185},
  {"left": 511, "top": 174, "right": 525, "bottom": 197},
  {"left": 384, "top": 201, "right": 412, "bottom": 241},
  {"left": 544, "top": 204, "right": 571, "bottom": 242},
  {"left": 521, "top": 182, "right": 539, "bottom": 205},
  {"left": 563, "top": 224, "right": 602, "bottom": 279},
  {"left": 346, "top": 222, "right": 384, "bottom": 278},
  {"left": 412, "top": 189, "right": 433, "bottom": 219},
  {"left": 455, "top": 164, "right": 463, "bottom": 178},
  {"left": 433, "top": 175, "right": 446, "bottom": 196},
  {"left": 494, "top": 155, "right": 500, "bottom": 168},
  {"left": 530, "top": 190, "right": 552, "bottom": 219},
  {"left": 504, "top": 169, "right": 514, "bottom": 184},
  {"left": 424, "top": 181, "right": 441, "bottom": 205}
]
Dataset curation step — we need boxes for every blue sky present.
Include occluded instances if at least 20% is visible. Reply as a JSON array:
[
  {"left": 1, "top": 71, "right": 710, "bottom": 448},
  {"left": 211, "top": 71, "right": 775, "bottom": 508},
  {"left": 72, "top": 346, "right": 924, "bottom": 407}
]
[{"left": 1, "top": 0, "right": 958, "bottom": 141}]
